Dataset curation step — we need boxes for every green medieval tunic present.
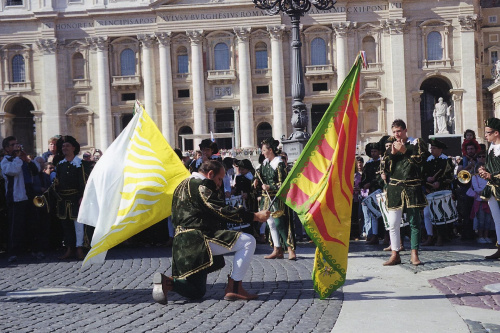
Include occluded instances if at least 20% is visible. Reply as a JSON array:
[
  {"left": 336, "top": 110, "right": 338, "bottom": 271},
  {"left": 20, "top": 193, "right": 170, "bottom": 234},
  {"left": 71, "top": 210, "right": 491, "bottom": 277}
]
[
  {"left": 171, "top": 174, "right": 255, "bottom": 279},
  {"left": 383, "top": 138, "right": 428, "bottom": 210},
  {"left": 360, "top": 158, "right": 384, "bottom": 194},
  {"left": 256, "top": 157, "right": 295, "bottom": 249},
  {"left": 481, "top": 143, "right": 500, "bottom": 201},
  {"left": 422, "top": 154, "right": 454, "bottom": 194},
  {"left": 56, "top": 157, "right": 90, "bottom": 219}
]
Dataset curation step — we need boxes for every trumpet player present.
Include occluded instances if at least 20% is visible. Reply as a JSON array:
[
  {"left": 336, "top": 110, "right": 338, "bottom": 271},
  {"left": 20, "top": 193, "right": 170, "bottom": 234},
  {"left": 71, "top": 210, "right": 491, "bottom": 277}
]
[
  {"left": 478, "top": 118, "right": 500, "bottom": 260},
  {"left": 422, "top": 139, "right": 454, "bottom": 246},
  {"left": 383, "top": 119, "right": 428, "bottom": 266}
]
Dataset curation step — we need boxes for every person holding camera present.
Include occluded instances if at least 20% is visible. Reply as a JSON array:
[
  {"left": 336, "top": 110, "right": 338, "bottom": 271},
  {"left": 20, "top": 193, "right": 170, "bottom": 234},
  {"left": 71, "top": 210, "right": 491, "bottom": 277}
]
[{"left": 1, "top": 136, "right": 37, "bottom": 263}]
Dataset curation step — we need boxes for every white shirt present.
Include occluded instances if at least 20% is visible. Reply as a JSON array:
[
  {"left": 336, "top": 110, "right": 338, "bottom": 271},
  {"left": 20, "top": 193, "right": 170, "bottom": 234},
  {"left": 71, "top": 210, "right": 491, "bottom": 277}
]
[{"left": 1, "top": 156, "right": 28, "bottom": 202}]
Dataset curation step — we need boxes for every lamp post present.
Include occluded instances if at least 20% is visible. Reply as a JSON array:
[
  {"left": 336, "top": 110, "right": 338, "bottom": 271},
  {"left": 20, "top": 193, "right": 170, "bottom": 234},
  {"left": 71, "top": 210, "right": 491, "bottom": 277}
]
[{"left": 252, "top": 0, "right": 337, "bottom": 162}]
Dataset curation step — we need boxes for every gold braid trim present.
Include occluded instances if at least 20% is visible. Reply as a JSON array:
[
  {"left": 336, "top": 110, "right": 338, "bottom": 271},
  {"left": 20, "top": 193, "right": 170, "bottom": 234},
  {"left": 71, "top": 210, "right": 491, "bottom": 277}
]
[{"left": 199, "top": 184, "right": 244, "bottom": 223}]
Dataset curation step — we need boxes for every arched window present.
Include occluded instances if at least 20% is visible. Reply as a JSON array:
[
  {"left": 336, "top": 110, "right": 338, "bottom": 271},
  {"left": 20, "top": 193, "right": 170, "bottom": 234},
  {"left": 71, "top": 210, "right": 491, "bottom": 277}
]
[
  {"left": 72, "top": 52, "right": 85, "bottom": 79},
  {"left": 427, "top": 31, "right": 443, "bottom": 61},
  {"left": 214, "top": 43, "right": 230, "bottom": 70},
  {"left": 257, "top": 122, "right": 273, "bottom": 146},
  {"left": 12, "top": 54, "right": 25, "bottom": 82},
  {"left": 311, "top": 38, "right": 327, "bottom": 66},
  {"left": 255, "top": 42, "right": 268, "bottom": 69},
  {"left": 120, "top": 48, "right": 135, "bottom": 76},
  {"left": 362, "top": 36, "right": 376, "bottom": 64},
  {"left": 178, "top": 126, "right": 193, "bottom": 151},
  {"left": 177, "top": 46, "right": 189, "bottom": 73}
]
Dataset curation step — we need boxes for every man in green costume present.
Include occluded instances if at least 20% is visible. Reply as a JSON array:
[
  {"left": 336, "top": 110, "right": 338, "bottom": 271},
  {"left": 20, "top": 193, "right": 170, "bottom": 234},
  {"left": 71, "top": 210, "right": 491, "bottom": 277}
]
[
  {"left": 383, "top": 119, "right": 428, "bottom": 266},
  {"left": 422, "top": 139, "right": 454, "bottom": 246},
  {"left": 478, "top": 118, "right": 500, "bottom": 260},
  {"left": 152, "top": 160, "right": 270, "bottom": 303}
]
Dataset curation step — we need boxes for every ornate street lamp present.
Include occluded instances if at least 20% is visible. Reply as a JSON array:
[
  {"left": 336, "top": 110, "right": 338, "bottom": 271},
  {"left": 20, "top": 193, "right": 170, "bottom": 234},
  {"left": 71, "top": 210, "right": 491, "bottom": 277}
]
[{"left": 253, "top": 0, "right": 337, "bottom": 152}]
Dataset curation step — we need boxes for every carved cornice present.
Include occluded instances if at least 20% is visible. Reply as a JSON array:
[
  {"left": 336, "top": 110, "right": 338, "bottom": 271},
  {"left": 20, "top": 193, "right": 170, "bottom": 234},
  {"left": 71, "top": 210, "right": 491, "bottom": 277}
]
[
  {"left": 267, "top": 25, "right": 285, "bottom": 41},
  {"left": 137, "top": 34, "right": 156, "bottom": 48},
  {"left": 458, "top": 15, "right": 478, "bottom": 32},
  {"left": 380, "top": 18, "right": 408, "bottom": 35},
  {"left": 234, "top": 27, "right": 251, "bottom": 42},
  {"left": 86, "top": 36, "right": 109, "bottom": 51},
  {"left": 186, "top": 30, "right": 204, "bottom": 44},
  {"left": 36, "top": 38, "right": 58, "bottom": 54},
  {"left": 155, "top": 32, "right": 172, "bottom": 47}
]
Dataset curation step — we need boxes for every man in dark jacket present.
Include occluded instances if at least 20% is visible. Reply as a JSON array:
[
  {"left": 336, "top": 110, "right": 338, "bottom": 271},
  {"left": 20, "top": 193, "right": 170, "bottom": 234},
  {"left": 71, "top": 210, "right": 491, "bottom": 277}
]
[{"left": 153, "top": 160, "right": 270, "bottom": 303}]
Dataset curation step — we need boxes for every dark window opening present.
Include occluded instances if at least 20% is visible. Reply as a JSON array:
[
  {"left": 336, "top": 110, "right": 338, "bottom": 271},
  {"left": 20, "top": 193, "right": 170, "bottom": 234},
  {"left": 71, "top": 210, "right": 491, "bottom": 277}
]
[
  {"left": 121, "top": 93, "right": 136, "bottom": 101},
  {"left": 312, "top": 83, "right": 328, "bottom": 91},
  {"left": 256, "top": 85, "right": 269, "bottom": 94},
  {"left": 178, "top": 89, "right": 190, "bottom": 98}
]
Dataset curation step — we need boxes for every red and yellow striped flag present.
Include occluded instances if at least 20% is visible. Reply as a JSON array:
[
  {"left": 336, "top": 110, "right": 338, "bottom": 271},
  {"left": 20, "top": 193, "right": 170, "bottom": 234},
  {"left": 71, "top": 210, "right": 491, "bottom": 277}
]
[{"left": 276, "top": 53, "right": 364, "bottom": 299}]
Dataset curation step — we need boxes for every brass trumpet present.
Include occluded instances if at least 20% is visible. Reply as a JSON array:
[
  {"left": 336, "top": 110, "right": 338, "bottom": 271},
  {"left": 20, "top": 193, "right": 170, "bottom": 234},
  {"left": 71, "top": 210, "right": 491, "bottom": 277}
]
[
  {"left": 457, "top": 170, "right": 472, "bottom": 184},
  {"left": 33, "top": 179, "right": 60, "bottom": 212}
]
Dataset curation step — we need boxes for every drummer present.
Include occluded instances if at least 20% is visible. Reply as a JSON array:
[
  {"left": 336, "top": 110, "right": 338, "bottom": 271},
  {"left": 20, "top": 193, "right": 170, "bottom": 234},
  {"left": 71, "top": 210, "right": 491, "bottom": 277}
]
[
  {"left": 360, "top": 142, "right": 384, "bottom": 245},
  {"left": 422, "top": 139, "right": 455, "bottom": 246}
]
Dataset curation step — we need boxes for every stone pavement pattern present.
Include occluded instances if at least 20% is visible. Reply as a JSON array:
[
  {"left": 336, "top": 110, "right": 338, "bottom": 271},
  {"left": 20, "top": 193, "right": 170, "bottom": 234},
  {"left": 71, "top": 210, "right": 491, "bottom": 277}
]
[{"left": 0, "top": 244, "right": 342, "bottom": 333}]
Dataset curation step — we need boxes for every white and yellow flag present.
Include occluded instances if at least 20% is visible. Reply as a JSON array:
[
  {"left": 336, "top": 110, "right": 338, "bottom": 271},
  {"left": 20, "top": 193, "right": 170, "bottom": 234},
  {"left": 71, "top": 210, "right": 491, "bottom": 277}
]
[{"left": 78, "top": 102, "right": 190, "bottom": 266}]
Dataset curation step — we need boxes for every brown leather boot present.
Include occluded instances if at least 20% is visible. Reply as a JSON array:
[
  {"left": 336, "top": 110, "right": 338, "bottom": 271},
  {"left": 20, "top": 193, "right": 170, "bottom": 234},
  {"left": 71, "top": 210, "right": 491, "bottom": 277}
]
[
  {"left": 152, "top": 272, "right": 174, "bottom": 304},
  {"left": 224, "top": 275, "right": 258, "bottom": 301},
  {"left": 383, "top": 251, "right": 401, "bottom": 266},
  {"left": 421, "top": 235, "right": 434, "bottom": 246},
  {"left": 411, "top": 249, "right": 422, "bottom": 266},
  {"left": 366, "top": 235, "right": 379, "bottom": 245},
  {"left": 264, "top": 247, "right": 284, "bottom": 259},
  {"left": 485, "top": 248, "right": 500, "bottom": 260},
  {"left": 76, "top": 247, "right": 85, "bottom": 260},
  {"left": 287, "top": 246, "right": 297, "bottom": 260},
  {"left": 58, "top": 247, "right": 74, "bottom": 260}
]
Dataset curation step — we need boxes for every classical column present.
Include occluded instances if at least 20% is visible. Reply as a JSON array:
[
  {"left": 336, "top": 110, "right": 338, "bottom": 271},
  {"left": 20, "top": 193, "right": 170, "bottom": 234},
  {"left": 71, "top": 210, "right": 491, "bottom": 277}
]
[
  {"left": 450, "top": 89, "right": 464, "bottom": 135},
  {"left": 333, "top": 22, "right": 352, "bottom": 88},
  {"left": 0, "top": 112, "right": 15, "bottom": 139},
  {"left": 35, "top": 39, "right": 61, "bottom": 143},
  {"left": 31, "top": 111, "right": 44, "bottom": 156},
  {"left": 458, "top": 15, "right": 479, "bottom": 134},
  {"left": 186, "top": 30, "right": 206, "bottom": 148},
  {"left": 207, "top": 107, "right": 215, "bottom": 133},
  {"left": 234, "top": 27, "right": 255, "bottom": 148},
  {"left": 232, "top": 106, "right": 241, "bottom": 148},
  {"left": 112, "top": 112, "right": 121, "bottom": 138},
  {"left": 382, "top": 19, "right": 408, "bottom": 122},
  {"left": 155, "top": 32, "right": 175, "bottom": 145},
  {"left": 411, "top": 91, "right": 423, "bottom": 137},
  {"left": 88, "top": 36, "right": 112, "bottom": 150},
  {"left": 138, "top": 34, "right": 156, "bottom": 123},
  {"left": 268, "top": 25, "right": 287, "bottom": 141}
]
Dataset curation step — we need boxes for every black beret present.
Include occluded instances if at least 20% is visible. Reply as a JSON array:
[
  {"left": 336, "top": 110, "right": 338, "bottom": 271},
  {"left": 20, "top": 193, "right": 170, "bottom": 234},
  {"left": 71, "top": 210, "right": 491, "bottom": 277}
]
[
  {"left": 485, "top": 118, "right": 500, "bottom": 133},
  {"left": 58, "top": 135, "right": 80, "bottom": 155},
  {"left": 429, "top": 138, "right": 447, "bottom": 150},
  {"left": 199, "top": 139, "right": 219, "bottom": 154},
  {"left": 365, "top": 142, "right": 381, "bottom": 156},
  {"left": 237, "top": 159, "right": 254, "bottom": 171}
]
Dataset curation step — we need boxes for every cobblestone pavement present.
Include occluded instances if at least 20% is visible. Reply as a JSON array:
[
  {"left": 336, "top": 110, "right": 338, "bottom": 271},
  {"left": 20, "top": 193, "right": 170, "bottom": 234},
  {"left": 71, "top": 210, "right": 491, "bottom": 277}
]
[{"left": 0, "top": 244, "right": 342, "bottom": 333}]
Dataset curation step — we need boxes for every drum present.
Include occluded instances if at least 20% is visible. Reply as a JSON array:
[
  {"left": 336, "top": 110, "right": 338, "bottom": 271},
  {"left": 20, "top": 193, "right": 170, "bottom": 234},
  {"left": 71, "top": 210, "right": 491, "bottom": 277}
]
[
  {"left": 362, "top": 189, "right": 382, "bottom": 218},
  {"left": 375, "top": 191, "right": 409, "bottom": 230},
  {"left": 426, "top": 190, "right": 458, "bottom": 225},
  {"left": 225, "top": 195, "right": 250, "bottom": 231}
]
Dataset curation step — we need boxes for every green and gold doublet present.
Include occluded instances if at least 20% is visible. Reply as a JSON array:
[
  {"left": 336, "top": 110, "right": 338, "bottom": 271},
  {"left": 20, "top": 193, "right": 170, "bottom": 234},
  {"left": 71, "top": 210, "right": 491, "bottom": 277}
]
[
  {"left": 171, "top": 176, "right": 255, "bottom": 279},
  {"left": 422, "top": 154, "right": 454, "bottom": 194},
  {"left": 383, "top": 138, "right": 428, "bottom": 210},
  {"left": 256, "top": 157, "right": 287, "bottom": 213},
  {"left": 481, "top": 144, "right": 500, "bottom": 201},
  {"left": 360, "top": 159, "right": 384, "bottom": 193},
  {"left": 55, "top": 157, "right": 90, "bottom": 219}
]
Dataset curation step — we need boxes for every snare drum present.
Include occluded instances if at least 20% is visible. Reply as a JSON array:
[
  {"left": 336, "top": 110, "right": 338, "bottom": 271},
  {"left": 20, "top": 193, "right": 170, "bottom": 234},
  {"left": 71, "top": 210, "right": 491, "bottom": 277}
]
[
  {"left": 362, "top": 189, "right": 382, "bottom": 218},
  {"left": 375, "top": 191, "right": 409, "bottom": 230},
  {"left": 225, "top": 195, "right": 250, "bottom": 231},
  {"left": 426, "top": 190, "right": 457, "bottom": 225}
]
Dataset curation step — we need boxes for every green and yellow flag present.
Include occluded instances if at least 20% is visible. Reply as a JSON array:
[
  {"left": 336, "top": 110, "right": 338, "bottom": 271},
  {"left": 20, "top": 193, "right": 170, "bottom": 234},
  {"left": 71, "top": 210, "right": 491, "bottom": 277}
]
[
  {"left": 276, "top": 53, "right": 365, "bottom": 298},
  {"left": 78, "top": 101, "right": 190, "bottom": 266}
]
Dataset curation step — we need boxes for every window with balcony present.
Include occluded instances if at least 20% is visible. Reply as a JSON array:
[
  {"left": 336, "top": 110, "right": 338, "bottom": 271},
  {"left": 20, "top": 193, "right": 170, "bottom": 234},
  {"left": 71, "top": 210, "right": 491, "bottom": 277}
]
[
  {"left": 6, "top": 0, "right": 23, "bottom": 6},
  {"left": 177, "top": 46, "right": 189, "bottom": 74},
  {"left": 311, "top": 38, "right": 327, "bottom": 66},
  {"left": 72, "top": 52, "right": 85, "bottom": 79},
  {"left": 362, "top": 36, "right": 376, "bottom": 64},
  {"left": 120, "top": 48, "right": 135, "bottom": 76},
  {"left": 12, "top": 55, "right": 25, "bottom": 82},
  {"left": 427, "top": 31, "right": 443, "bottom": 61},
  {"left": 214, "top": 43, "right": 230, "bottom": 70},
  {"left": 255, "top": 42, "right": 268, "bottom": 69}
]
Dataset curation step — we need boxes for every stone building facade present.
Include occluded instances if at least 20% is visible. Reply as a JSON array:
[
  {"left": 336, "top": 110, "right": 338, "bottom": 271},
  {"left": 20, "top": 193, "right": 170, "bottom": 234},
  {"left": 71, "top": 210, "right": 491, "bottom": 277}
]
[{"left": 0, "top": 0, "right": 490, "bottom": 155}]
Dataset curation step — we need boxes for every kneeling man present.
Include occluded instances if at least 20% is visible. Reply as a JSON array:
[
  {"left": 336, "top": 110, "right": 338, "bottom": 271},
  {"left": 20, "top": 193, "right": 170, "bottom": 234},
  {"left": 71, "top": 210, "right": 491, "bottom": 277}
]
[{"left": 153, "top": 160, "right": 270, "bottom": 303}]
